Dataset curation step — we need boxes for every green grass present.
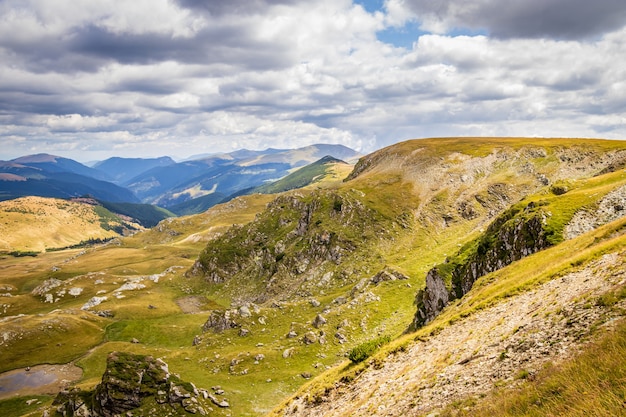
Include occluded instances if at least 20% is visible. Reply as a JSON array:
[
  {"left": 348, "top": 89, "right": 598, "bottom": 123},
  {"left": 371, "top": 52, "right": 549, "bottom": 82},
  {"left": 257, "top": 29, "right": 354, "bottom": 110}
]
[
  {"left": 348, "top": 335, "right": 392, "bottom": 363},
  {"left": 0, "top": 312, "right": 109, "bottom": 373},
  {"left": 0, "top": 396, "right": 52, "bottom": 417}
]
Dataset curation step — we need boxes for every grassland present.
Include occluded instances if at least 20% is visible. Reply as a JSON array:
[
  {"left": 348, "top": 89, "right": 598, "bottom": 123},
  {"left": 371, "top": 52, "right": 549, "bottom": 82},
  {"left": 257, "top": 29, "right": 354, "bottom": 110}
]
[
  {"left": 0, "top": 197, "right": 141, "bottom": 252},
  {"left": 1, "top": 138, "right": 626, "bottom": 417}
]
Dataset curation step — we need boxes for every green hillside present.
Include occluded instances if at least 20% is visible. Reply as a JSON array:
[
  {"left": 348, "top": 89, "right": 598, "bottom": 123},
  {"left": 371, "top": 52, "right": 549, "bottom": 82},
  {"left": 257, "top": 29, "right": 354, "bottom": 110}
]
[
  {"left": 1, "top": 138, "right": 626, "bottom": 417},
  {"left": 251, "top": 155, "right": 351, "bottom": 194}
]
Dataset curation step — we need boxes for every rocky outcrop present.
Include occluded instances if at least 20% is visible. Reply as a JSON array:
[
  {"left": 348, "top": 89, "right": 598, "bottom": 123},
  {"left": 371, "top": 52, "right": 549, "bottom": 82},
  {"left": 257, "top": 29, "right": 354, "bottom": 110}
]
[
  {"left": 187, "top": 190, "right": 391, "bottom": 304},
  {"left": 371, "top": 267, "right": 409, "bottom": 284},
  {"left": 51, "top": 352, "right": 211, "bottom": 416},
  {"left": 414, "top": 201, "right": 553, "bottom": 327},
  {"left": 415, "top": 268, "right": 450, "bottom": 324},
  {"left": 202, "top": 309, "right": 238, "bottom": 333},
  {"left": 564, "top": 184, "right": 626, "bottom": 239}
]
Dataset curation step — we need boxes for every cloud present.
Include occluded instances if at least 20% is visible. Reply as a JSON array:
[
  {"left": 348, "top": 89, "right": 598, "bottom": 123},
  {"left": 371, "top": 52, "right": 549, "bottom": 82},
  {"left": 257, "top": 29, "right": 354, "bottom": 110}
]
[
  {"left": 393, "top": 0, "right": 626, "bottom": 39},
  {"left": 0, "top": 0, "right": 625, "bottom": 161},
  {"left": 174, "top": 0, "right": 305, "bottom": 16}
]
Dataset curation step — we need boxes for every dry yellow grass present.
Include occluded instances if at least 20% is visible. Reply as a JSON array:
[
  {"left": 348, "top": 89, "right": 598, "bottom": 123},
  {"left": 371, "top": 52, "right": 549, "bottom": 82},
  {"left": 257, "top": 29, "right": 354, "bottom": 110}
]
[{"left": 0, "top": 197, "right": 140, "bottom": 252}]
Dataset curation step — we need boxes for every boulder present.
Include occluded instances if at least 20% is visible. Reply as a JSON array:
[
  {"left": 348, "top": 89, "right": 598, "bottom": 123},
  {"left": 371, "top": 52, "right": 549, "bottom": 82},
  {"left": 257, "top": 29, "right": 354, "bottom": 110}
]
[
  {"left": 312, "top": 314, "right": 327, "bottom": 328},
  {"left": 203, "top": 310, "right": 237, "bottom": 333},
  {"left": 302, "top": 331, "right": 318, "bottom": 345}
]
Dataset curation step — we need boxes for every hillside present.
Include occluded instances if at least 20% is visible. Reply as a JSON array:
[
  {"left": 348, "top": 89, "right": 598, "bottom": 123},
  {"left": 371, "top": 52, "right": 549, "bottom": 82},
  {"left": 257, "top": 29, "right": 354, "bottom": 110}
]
[
  {"left": 250, "top": 156, "right": 352, "bottom": 195},
  {"left": 1, "top": 137, "right": 625, "bottom": 417},
  {"left": 0, "top": 197, "right": 143, "bottom": 252}
]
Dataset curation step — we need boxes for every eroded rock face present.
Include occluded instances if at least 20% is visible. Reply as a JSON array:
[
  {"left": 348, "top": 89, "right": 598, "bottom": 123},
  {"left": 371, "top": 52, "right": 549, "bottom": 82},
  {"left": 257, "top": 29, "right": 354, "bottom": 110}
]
[
  {"left": 94, "top": 352, "right": 170, "bottom": 416},
  {"left": 52, "top": 352, "right": 211, "bottom": 417},
  {"left": 414, "top": 202, "right": 552, "bottom": 327},
  {"left": 415, "top": 269, "right": 450, "bottom": 325},
  {"left": 564, "top": 184, "right": 626, "bottom": 239}
]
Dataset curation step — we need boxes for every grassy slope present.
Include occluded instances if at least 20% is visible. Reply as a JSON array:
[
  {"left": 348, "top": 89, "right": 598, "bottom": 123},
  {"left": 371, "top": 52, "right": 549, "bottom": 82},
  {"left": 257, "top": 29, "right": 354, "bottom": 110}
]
[
  {"left": 0, "top": 197, "right": 142, "bottom": 252},
  {"left": 253, "top": 158, "right": 351, "bottom": 195},
  {"left": 1, "top": 138, "right": 626, "bottom": 417},
  {"left": 440, "top": 316, "right": 626, "bottom": 417}
]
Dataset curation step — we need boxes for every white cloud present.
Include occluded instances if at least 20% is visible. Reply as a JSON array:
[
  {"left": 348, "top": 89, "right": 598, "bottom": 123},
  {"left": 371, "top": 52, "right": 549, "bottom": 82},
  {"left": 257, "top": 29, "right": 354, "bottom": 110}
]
[{"left": 0, "top": 0, "right": 625, "bottom": 161}]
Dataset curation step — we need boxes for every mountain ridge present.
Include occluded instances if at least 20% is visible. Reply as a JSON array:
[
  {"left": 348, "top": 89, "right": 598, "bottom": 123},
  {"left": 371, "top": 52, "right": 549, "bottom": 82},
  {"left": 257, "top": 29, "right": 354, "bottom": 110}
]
[{"left": 1, "top": 137, "right": 626, "bottom": 417}]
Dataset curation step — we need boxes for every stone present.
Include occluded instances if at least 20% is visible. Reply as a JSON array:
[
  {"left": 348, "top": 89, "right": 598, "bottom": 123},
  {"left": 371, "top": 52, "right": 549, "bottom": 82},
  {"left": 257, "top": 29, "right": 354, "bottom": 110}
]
[
  {"left": 302, "top": 331, "right": 318, "bottom": 345},
  {"left": 239, "top": 305, "right": 251, "bottom": 317},
  {"left": 208, "top": 394, "right": 229, "bottom": 408},
  {"left": 283, "top": 347, "right": 295, "bottom": 358},
  {"left": 333, "top": 296, "right": 347, "bottom": 305},
  {"left": 310, "top": 299, "right": 321, "bottom": 307},
  {"left": 312, "top": 314, "right": 327, "bottom": 328},
  {"left": 337, "top": 319, "right": 349, "bottom": 329},
  {"left": 203, "top": 310, "right": 237, "bottom": 333},
  {"left": 286, "top": 330, "right": 298, "bottom": 338},
  {"left": 335, "top": 332, "right": 347, "bottom": 344}
]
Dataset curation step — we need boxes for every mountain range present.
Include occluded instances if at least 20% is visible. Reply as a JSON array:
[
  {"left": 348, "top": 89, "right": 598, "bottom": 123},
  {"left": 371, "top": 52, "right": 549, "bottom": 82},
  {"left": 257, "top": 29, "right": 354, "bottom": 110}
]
[
  {"left": 1, "top": 137, "right": 626, "bottom": 417},
  {"left": 0, "top": 144, "right": 360, "bottom": 218}
]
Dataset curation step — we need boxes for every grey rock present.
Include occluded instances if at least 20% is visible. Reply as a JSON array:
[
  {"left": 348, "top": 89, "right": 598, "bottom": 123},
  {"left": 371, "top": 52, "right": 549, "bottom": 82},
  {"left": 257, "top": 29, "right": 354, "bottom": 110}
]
[
  {"left": 239, "top": 305, "right": 251, "bottom": 317},
  {"left": 302, "top": 331, "right": 318, "bottom": 345},
  {"left": 312, "top": 314, "right": 327, "bottom": 328}
]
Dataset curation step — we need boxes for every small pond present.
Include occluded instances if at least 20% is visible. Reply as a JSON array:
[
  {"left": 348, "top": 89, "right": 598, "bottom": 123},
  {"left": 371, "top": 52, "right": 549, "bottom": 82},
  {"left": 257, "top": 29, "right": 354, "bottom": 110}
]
[{"left": 0, "top": 364, "right": 82, "bottom": 399}]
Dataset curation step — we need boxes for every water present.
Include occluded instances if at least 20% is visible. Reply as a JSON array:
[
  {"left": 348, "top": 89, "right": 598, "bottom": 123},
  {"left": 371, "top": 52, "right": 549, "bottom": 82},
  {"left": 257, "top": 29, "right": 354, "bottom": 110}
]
[{"left": 0, "top": 369, "right": 57, "bottom": 394}]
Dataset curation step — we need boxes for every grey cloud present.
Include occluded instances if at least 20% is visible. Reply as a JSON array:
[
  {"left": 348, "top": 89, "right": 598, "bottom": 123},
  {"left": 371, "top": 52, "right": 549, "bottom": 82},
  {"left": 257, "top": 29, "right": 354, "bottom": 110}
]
[
  {"left": 4, "top": 20, "right": 293, "bottom": 75},
  {"left": 69, "top": 25, "right": 291, "bottom": 70},
  {"left": 106, "top": 78, "right": 183, "bottom": 96},
  {"left": 0, "top": 92, "right": 93, "bottom": 116},
  {"left": 174, "top": 0, "right": 304, "bottom": 16},
  {"left": 404, "top": 0, "right": 626, "bottom": 39}
]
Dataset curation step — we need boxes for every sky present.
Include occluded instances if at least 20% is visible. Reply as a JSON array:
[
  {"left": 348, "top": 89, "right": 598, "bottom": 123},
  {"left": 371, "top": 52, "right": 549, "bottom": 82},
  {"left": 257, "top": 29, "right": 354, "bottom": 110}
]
[{"left": 1, "top": 0, "right": 626, "bottom": 162}]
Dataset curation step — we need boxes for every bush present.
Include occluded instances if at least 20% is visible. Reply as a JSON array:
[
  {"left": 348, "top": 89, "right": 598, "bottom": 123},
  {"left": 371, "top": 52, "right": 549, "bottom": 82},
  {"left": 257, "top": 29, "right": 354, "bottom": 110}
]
[{"left": 348, "top": 335, "right": 391, "bottom": 363}]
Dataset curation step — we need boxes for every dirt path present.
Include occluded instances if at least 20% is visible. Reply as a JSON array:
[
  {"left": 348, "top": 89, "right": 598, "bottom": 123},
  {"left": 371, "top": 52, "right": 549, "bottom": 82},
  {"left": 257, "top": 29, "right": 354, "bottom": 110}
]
[
  {"left": 282, "top": 251, "right": 626, "bottom": 416},
  {"left": 0, "top": 363, "right": 82, "bottom": 400}
]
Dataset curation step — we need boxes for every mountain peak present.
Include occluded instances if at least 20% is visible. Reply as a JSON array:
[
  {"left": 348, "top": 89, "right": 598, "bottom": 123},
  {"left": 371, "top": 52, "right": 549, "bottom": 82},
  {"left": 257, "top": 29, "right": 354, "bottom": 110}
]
[{"left": 12, "top": 153, "right": 61, "bottom": 163}]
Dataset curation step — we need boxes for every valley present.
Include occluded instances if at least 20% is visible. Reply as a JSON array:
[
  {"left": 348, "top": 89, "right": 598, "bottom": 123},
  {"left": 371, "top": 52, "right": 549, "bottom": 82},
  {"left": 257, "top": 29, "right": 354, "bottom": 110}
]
[{"left": 1, "top": 137, "right": 626, "bottom": 417}]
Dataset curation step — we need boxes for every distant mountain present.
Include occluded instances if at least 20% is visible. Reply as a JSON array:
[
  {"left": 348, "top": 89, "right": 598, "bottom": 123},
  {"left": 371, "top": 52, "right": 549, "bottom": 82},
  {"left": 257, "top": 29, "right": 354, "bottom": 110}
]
[
  {"left": 93, "top": 156, "right": 175, "bottom": 185},
  {"left": 12, "top": 153, "right": 112, "bottom": 181},
  {"left": 127, "top": 144, "right": 360, "bottom": 210},
  {"left": 124, "top": 156, "right": 234, "bottom": 203},
  {"left": 0, "top": 155, "right": 139, "bottom": 203},
  {"left": 1, "top": 145, "right": 360, "bottom": 212}
]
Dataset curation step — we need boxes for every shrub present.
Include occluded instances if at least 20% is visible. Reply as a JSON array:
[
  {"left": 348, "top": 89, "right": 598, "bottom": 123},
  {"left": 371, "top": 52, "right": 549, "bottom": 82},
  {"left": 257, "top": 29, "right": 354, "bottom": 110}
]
[{"left": 348, "top": 335, "right": 391, "bottom": 363}]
